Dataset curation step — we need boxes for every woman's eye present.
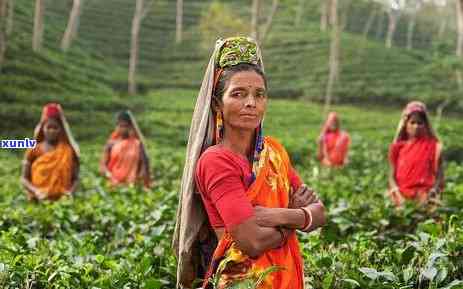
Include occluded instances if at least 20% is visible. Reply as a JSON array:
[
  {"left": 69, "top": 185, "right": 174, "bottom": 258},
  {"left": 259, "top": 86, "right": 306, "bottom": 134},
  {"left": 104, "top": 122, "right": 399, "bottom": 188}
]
[{"left": 232, "top": 91, "right": 244, "bottom": 97}]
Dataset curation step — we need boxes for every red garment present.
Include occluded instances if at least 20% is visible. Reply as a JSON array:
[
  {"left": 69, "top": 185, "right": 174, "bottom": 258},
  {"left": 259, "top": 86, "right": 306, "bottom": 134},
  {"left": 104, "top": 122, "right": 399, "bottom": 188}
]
[
  {"left": 389, "top": 137, "right": 439, "bottom": 199},
  {"left": 318, "top": 112, "right": 350, "bottom": 167},
  {"left": 195, "top": 145, "right": 302, "bottom": 229}
]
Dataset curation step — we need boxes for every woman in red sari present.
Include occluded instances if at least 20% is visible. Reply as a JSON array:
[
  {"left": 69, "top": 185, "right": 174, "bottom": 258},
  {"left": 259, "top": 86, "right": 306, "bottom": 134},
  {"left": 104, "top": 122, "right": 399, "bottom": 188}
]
[
  {"left": 100, "top": 111, "right": 151, "bottom": 188},
  {"left": 317, "top": 112, "right": 350, "bottom": 167},
  {"left": 388, "top": 101, "right": 444, "bottom": 207},
  {"left": 173, "top": 37, "right": 326, "bottom": 289}
]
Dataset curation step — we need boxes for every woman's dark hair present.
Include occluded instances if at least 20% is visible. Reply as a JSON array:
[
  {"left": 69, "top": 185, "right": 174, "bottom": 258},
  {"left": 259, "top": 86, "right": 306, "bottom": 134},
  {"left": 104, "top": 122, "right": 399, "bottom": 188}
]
[
  {"left": 408, "top": 111, "right": 429, "bottom": 126},
  {"left": 213, "top": 63, "right": 267, "bottom": 101},
  {"left": 117, "top": 111, "right": 132, "bottom": 125}
]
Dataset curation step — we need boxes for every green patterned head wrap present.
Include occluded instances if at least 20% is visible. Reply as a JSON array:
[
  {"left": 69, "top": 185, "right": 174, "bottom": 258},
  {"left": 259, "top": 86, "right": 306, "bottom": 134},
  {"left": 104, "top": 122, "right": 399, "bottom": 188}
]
[{"left": 216, "top": 37, "right": 260, "bottom": 69}]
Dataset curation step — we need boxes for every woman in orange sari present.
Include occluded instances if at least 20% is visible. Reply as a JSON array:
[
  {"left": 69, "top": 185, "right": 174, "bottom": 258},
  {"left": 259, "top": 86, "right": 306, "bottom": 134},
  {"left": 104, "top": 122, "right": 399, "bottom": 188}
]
[
  {"left": 317, "top": 112, "right": 350, "bottom": 167},
  {"left": 21, "top": 103, "right": 80, "bottom": 201},
  {"left": 173, "top": 37, "right": 326, "bottom": 289},
  {"left": 100, "top": 110, "right": 151, "bottom": 188},
  {"left": 388, "top": 101, "right": 444, "bottom": 207}
]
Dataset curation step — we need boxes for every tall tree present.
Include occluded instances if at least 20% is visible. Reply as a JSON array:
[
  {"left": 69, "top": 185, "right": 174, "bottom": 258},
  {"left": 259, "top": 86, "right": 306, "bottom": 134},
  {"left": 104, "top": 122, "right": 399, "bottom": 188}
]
[
  {"left": 385, "top": 9, "right": 400, "bottom": 48},
  {"left": 294, "top": 0, "right": 304, "bottom": 27},
  {"left": 456, "top": 0, "right": 463, "bottom": 89},
  {"left": 61, "top": 0, "right": 82, "bottom": 52},
  {"left": 260, "top": 0, "right": 279, "bottom": 44},
  {"left": 128, "top": 0, "right": 153, "bottom": 95},
  {"left": 324, "top": 0, "right": 340, "bottom": 113},
  {"left": 320, "top": 0, "right": 330, "bottom": 31},
  {"left": 0, "top": 0, "right": 8, "bottom": 69},
  {"left": 176, "top": 0, "right": 183, "bottom": 44},
  {"left": 6, "top": 0, "right": 13, "bottom": 35},
  {"left": 406, "top": 1, "right": 421, "bottom": 50},
  {"left": 32, "top": 0, "right": 45, "bottom": 52},
  {"left": 375, "top": 10, "right": 385, "bottom": 39},
  {"left": 363, "top": 6, "right": 377, "bottom": 38},
  {"left": 339, "top": 0, "right": 352, "bottom": 31},
  {"left": 251, "top": 0, "right": 260, "bottom": 42}
]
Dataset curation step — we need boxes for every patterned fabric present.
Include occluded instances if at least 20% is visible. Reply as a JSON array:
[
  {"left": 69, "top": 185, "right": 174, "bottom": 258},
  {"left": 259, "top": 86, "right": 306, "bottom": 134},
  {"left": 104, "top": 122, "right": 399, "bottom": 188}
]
[
  {"left": 202, "top": 137, "right": 304, "bottom": 289},
  {"left": 25, "top": 103, "right": 79, "bottom": 200},
  {"left": 29, "top": 142, "right": 75, "bottom": 200},
  {"left": 173, "top": 36, "right": 265, "bottom": 289},
  {"left": 216, "top": 37, "right": 260, "bottom": 69}
]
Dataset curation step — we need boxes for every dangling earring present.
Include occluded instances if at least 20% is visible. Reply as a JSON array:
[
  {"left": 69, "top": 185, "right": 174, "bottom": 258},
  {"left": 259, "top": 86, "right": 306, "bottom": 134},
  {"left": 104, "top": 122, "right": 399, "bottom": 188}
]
[{"left": 215, "top": 112, "right": 224, "bottom": 143}]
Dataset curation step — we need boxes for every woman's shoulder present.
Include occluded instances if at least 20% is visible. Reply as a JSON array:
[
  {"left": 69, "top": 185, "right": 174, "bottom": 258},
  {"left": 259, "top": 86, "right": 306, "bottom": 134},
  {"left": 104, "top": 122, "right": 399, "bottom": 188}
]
[{"left": 198, "top": 145, "right": 240, "bottom": 164}]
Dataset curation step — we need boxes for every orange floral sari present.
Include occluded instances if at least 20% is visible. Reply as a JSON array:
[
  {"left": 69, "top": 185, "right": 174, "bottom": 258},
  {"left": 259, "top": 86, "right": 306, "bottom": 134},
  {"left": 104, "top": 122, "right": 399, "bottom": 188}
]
[{"left": 202, "top": 137, "right": 304, "bottom": 289}]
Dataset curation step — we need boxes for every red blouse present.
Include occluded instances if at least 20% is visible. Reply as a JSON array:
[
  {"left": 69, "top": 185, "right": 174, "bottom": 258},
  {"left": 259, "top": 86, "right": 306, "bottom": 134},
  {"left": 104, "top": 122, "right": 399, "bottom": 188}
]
[{"left": 195, "top": 145, "right": 302, "bottom": 230}]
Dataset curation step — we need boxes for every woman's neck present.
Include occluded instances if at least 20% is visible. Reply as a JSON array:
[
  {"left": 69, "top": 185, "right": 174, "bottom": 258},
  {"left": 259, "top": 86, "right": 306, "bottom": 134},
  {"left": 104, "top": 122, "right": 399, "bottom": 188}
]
[{"left": 222, "top": 127, "right": 255, "bottom": 159}]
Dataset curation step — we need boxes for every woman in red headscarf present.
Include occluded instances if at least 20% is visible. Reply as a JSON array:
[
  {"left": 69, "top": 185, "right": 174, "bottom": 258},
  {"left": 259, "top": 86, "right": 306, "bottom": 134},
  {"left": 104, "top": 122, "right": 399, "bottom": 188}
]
[
  {"left": 100, "top": 110, "right": 151, "bottom": 188},
  {"left": 388, "top": 101, "right": 444, "bottom": 207},
  {"left": 317, "top": 112, "right": 351, "bottom": 167},
  {"left": 21, "top": 103, "right": 80, "bottom": 201}
]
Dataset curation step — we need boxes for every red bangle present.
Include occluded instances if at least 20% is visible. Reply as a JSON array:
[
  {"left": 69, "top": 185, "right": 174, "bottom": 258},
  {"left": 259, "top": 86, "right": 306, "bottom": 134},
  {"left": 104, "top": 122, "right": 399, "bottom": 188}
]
[{"left": 300, "top": 207, "right": 313, "bottom": 231}]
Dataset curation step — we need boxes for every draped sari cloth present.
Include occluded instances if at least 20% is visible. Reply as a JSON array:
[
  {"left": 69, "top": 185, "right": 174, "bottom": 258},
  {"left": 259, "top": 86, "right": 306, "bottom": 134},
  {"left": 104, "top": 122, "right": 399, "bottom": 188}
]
[
  {"left": 26, "top": 103, "right": 80, "bottom": 200},
  {"left": 173, "top": 37, "right": 304, "bottom": 289},
  {"left": 388, "top": 101, "right": 444, "bottom": 202},
  {"left": 318, "top": 112, "right": 350, "bottom": 167},
  {"left": 202, "top": 137, "right": 304, "bottom": 289},
  {"left": 103, "top": 111, "right": 150, "bottom": 186}
]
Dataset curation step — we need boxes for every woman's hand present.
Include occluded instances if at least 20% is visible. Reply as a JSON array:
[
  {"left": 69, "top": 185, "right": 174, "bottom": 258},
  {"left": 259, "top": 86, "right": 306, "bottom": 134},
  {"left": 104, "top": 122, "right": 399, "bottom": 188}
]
[
  {"left": 254, "top": 206, "right": 283, "bottom": 228},
  {"left": 289, "top": 184, "right": 319, "bottom": 209},
  {"left": 104, "top": 169, "right": 112, "bottom": 179},
  {"left": 34, "top": 189, "right": 47, "bottom": 200}
]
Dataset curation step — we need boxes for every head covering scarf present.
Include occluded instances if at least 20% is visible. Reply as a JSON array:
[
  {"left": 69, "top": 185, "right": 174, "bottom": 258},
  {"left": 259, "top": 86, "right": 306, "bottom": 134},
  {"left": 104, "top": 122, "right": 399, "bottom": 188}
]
[
  {"left": 393, "top": 101, "right": 438, "bottom": 142},
  {"left": 173, "top": 37, "right": 265, "bottom": 288},
  {"left": 34, "top": 103, "right": 80, "bottom": 158},
  {"left": 111, "top": 110, "right": 148, "bottom": 146}
]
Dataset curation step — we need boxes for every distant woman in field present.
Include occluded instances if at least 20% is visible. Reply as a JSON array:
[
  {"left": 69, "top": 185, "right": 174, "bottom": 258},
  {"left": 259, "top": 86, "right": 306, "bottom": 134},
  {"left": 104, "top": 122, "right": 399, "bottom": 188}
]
[
  {"left": 388, "top": 101, "right": 444, "bottom": 207},
  {"left": 173, "top": 37, "right": 326, "bottom": 289},
  {"left": 317, "top": 112, "right": 350, "bottom": 167},
  {"left": 21, "top": 103, "right": 80, "bottom": 201},
  {"left": 100, "top": 110, "right": 151, "bottom": 189}
]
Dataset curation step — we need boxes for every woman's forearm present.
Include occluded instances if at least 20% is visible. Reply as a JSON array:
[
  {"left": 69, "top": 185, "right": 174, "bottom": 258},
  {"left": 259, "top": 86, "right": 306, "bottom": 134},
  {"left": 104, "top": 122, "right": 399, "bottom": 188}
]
[
  {"left": 280, "top": 202, "right": 326, "bottom": 231},
  {"left": 388, "top": 167, "right": 398, "bottom": 189},
  {"left": 21, "top": 177, "right": 38, "bottom": 195}
]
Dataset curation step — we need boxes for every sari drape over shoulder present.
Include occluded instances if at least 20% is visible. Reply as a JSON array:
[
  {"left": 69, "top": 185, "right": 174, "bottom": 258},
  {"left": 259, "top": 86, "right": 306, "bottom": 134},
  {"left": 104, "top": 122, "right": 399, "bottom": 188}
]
[{"left": 202, "top": 137, "right": 304, "bottom": 289}]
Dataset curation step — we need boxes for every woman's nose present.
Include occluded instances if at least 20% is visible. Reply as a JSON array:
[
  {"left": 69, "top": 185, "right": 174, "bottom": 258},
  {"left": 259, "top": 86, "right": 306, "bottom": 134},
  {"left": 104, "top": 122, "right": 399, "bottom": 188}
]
[{"left": 245, "top": 95, "right": 256, "bottom": 107}]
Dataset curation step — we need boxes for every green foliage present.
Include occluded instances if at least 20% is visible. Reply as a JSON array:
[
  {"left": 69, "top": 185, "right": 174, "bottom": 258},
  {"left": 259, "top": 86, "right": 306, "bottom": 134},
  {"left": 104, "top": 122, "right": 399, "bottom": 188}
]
[
  {"left": 1, "top": 90, "right": 463, "bottom": 288},
  {"left": 198, "top": 1, "right": 249, "bottom": 51}
]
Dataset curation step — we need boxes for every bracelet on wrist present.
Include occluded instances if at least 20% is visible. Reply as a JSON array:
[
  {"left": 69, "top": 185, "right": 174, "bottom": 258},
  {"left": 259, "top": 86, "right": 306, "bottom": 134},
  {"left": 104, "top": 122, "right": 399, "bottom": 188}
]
[{"left": 300, "top": 207, "right": 313, "bottom": 231}]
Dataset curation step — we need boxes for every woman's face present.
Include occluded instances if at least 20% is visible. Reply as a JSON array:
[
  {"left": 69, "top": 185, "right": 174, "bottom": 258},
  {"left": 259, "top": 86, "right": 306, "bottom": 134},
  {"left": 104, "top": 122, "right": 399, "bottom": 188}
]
[
  {"left": 117, "top": 120, "right": 132, "bottom": 138},
  {"left": 219, "top": 71, "right": 267, "bottom": 133},
  {"left": 328, "top": 119, "right": 339, "bottom": 132},
  {"left": 43, "top": 118, "right": 62, "bottom": 143},
  {"left": 406, "top": 112, "right": 426, "bottom": 139}
]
